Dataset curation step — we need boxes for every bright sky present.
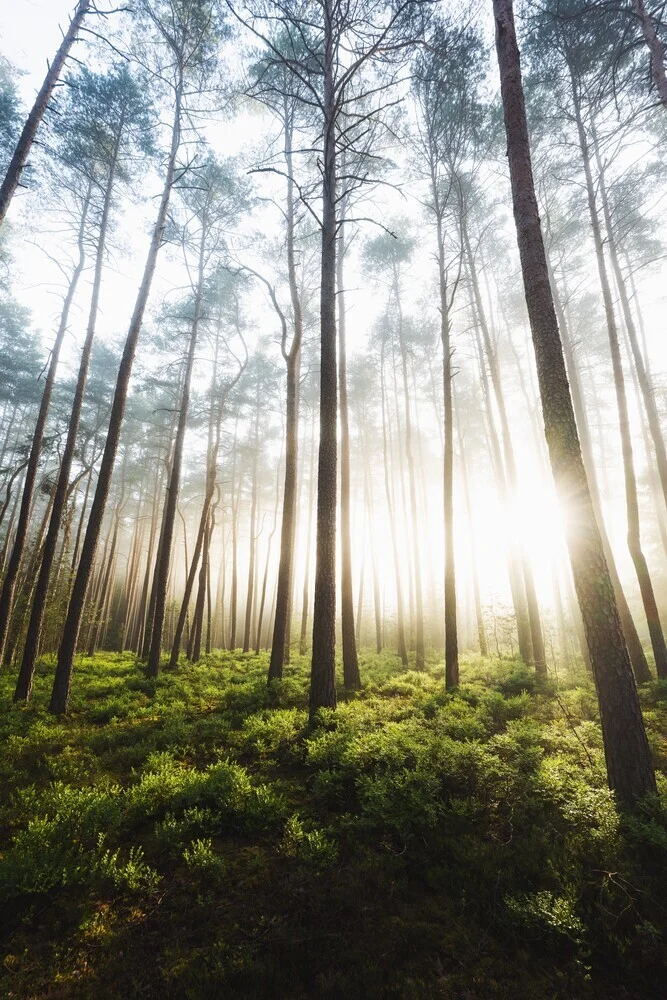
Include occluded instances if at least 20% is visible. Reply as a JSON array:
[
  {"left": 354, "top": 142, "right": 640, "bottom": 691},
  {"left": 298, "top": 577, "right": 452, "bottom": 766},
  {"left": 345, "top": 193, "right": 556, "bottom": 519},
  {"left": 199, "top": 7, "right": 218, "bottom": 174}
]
[{"left": 3, "top": 0, "right": 667, "bottom": 634}]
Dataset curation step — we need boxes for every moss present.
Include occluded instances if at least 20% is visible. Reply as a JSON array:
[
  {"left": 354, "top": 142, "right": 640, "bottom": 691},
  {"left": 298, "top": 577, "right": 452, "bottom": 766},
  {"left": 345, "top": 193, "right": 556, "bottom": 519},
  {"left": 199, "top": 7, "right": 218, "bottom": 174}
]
[{"left": 0, "top": 649, "right": 665, "bottom": 998}]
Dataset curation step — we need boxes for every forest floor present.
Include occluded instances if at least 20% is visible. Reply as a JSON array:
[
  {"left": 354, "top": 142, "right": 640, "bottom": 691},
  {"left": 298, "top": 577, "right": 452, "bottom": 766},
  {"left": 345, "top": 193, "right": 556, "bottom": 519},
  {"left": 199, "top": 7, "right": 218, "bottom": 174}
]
[{"left": 0, "top": 650, "right": 666, "bottom": 999}]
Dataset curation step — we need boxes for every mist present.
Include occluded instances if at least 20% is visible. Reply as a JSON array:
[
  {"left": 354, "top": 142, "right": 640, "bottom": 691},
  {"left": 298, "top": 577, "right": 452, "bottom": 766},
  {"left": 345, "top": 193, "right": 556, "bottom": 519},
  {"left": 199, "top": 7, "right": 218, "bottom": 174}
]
[{"left": 1, "top": 0, "right": 666, "bottom": 995}]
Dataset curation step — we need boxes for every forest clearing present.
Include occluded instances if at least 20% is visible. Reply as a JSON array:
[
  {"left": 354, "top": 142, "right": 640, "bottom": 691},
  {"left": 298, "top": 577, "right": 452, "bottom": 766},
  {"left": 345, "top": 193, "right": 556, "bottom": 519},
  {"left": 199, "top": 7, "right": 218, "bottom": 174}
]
[{"left": 1, "top": 0, "right": 667, "bottom": 994}]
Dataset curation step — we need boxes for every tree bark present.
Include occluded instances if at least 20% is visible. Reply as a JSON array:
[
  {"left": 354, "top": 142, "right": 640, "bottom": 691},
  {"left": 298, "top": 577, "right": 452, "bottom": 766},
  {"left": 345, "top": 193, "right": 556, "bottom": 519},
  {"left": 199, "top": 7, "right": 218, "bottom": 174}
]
[
  {"left": 337, "top": 207, "right": 361, "bottom": 690},
  {"left": 436, "top": 214, "right": 458, "bottom": 686},
  {"left": 16, "top": 134, "right": 124, "bottom": 700},
  {"left": 147, "top": 266, "right": 204, "bottom": 677},
  {"left": 299, "top": 416, "right": 316, "bottom": 655},
  {"left": 0, "top": 0, "right": 91, "bottom": 225},
  {"left": 380, "top": 335, "right": 408, "bottom": 666},
  {"left": 546, "top": 255, "right": 651, "bottom": 680},
  {"left": 310, "top": 6, "right": 338, "bottom": 714},
  {"left": 268, "top": 103, "right": 303, "bottom": 680},
  {"left": 0, "top": 183, "right": 90, "bottom": 666},
  {"left": 493, "top": 0, "right": 655, "bottom": 804},
  {"left": 49, "top": 73, "right": 183, "bottom": 713},
  {"left": 570, "top": 77, "right": 665, "bottom": 680},
  {"left": 464, "top": 222, "right": 546, "bottom": 677},
  {"left": 631, "top": 0, "right": 667, "bottom": 107}
]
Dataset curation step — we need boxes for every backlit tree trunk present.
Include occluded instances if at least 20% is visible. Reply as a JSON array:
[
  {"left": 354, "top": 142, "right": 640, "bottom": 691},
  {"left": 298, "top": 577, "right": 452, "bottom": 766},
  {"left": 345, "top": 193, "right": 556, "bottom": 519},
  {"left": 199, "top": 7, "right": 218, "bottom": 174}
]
[
  {"left": 0, "top": 183, "right": 90, "bottom": 668},
  {"left": 337, "top": 207, "right": 361, "bottom": 690},
  {"left": 49, "top": 76, "right": 183, "bottom": 713},
  {"left": 570, "top": 76, "right": 665, "bottom": 680},
  {"left": 493, "top": 0, "right": 656, "bottom": 804}
]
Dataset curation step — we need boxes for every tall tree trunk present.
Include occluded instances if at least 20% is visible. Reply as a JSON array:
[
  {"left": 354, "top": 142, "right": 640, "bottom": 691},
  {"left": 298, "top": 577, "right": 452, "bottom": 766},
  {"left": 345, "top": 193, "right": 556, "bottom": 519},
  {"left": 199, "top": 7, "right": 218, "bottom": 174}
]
[
  {"left": 0, "top": 0, "right": 91, "bottom": 225},
  {"left": 16, "top": 132, "right": 122, "bottom": 702},
  {"left": 243, "top": 396, "right": 260, "bottom": 654},
  {"left": 464, "top": 222, "right": 546, "bottom": 678},
  {"left": 546, "top": 255, "right": 651, "bottom": 680},
  {"left": 493, "top": 0, "right": 655, "bottom": 804},
  {"left": 0, "top": 185, "right": 90, "bottom": 664},
  {"left": 310, "top": 14, "right": 338, "bottom": 714},
  {"left": 147, "top": 266, "right": 204, "bottom": 677},
  {"left": 269, "top": 104, "right": 303, "bottom": 680},
  {"left": 395, "top": 267, "right": 425, "bottom": 669},
  {"left": 337, "top": 207, "right": 361, "bottom": 690},
  {"left": 299, "top": 417, "right": 316, "bottom": 655},
  {"left": 380, "top": 336, "right": 408, "bottom": 666},
  {"left": 256, "top": 465, "right": 281, "bottom": 654},
  {"left": 593, "top": 129, "right": 667, "bottom": 517},
  {"left": 87, "top": 507, "right": 120, "bottom": 656},
  {"left": 49, "top": 74, "right": 183, "bottom": 713},
  {"left": 456, "top": 409, "right": 488, "bottom": 658},
  {"left": 470, "top": 287, "right": 534, "bottom": 666},
  {"left": 189, "top": 510, "right": 211, "bottom": 663},
  {"left": 436, "top": 214, "right": 458, "bottom": 686},
  {"left": 571, "top": 76, "right": 665, "bottom": 680}
]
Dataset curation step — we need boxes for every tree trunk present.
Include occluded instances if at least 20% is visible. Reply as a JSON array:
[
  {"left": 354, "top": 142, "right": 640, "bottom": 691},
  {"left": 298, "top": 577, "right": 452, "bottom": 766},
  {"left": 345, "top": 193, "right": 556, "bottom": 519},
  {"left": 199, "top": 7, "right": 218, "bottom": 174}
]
[
  {"left": 337, "top": 207, "right": 361, "bottom": 690},
  {"left": 380, "top": 336, "right": 408, "bottom": 666},
  {"left": 571, "top": 78, "right": 665, "bottom": 679},
  {"left": 395, "top": 268, "right": 425, "bottom": 669},
  {"left": 456, "top": 399, "right": 488, "bottom": 657},
  {"left": 243, "top": 399, "right": 260, "bottom": 654},
  {"left": 256, "top": 465, "right": 281, "bottom": 654},
  {"left": 593, "top": 129, "right": 667, "bottom": 518},
  {"left": 631, "top": 0, "right": 667, "bottom": 106},
  {"left": 547, "top": 255, "right": 651, "bottom": 681},
  {"left": 49, "top": 75, "right": 183, "bottom": 713},
  {"left": 436, "top": 215, "right": 458, "bottom": 686},
  {"left": 0, "top": 0, "right": 91, "bottom": 225},
  {"left": 147, "top": 269, "right": 204, "bottom": 677},
  {"left": 16, "top": 134, "right": 122, "bottom": 701},
  {"left": 310, "top": 13, "right": 338, "bottom": 714},
  {"left": 0, "top": 184, "right": 90, "bottom": 665},
  {"left": 299, "top": 417, "right": 316, "bottom": 655},
  {"left": 493, "top": 0, "right": 655, "bottom": 804},
  {"left": 465, "top": 222, "right": 546, "bottom": 678},
  {"left": 268, "top": 104, "right": 303, "bottom": 680}
]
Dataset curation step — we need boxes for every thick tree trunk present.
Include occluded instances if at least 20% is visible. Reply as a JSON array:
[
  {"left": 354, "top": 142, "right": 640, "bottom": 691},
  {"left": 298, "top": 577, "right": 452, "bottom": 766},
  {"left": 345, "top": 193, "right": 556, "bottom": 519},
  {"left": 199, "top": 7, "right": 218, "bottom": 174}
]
[
  {"left": 310, "top": 14, "right": 338, "bottom": 714},
  {"left": 0, "top": 0, "right": 91, "bottom": 225},
  {"left": 493, "top": 0, "right": 655, "bottom": 804},
  {"left": 0, "top": 186, "right": 90, "bottom": 665},
  {"left": 49, "top": 78, "right": 182, "bottom": 713}
]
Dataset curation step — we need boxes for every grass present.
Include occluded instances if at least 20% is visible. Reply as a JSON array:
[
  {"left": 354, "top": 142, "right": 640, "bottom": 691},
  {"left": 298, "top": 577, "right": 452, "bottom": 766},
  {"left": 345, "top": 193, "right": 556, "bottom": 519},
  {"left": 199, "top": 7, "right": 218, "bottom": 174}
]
[{"left": 0, "top": 648, "right": 666, "bottom": 998}]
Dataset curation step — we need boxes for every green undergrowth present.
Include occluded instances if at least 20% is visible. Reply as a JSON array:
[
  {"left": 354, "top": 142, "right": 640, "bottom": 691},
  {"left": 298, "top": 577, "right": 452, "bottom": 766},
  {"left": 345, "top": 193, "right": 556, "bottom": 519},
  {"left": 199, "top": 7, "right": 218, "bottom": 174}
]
[{"left": 0, "top": 649, "right": 666, "bottom": 998}]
